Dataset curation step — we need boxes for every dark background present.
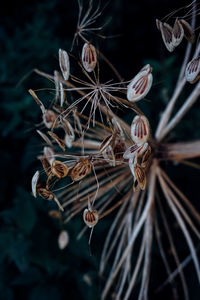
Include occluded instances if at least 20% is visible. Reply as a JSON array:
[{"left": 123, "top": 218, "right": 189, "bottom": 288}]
[{"left": 0, "top": 0, "right": 200, "bottom": 299}]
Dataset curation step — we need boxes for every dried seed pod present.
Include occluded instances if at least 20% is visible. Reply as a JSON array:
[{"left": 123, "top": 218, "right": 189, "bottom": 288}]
[
  {"left": 185, "top": 56, "right": 200, "bottom": 84},
  {"left": 127, "top": 64, "right": 153, "bottom": 102},
  {"left": 113, "top": 139, "right": 126, "bottom": 163},
  {"left": 99, "top": 135, "right": 113, "bottom": 153},
  {"left": 48, "top": 131, "right": 65, "bottom": 151},
  {"left": 61, "top": 118, "right": 75, "bottom": 148},
  {"left": 58, "top": 230, "right": 69, "bottom": 249},
  {"left": 37, "top": 130, "right": 53, "bottom": 146},
  {"left": 59, "top": 49, "right": 70, "bottom": 80},
  {"left": 112, "top": 118, "right": 125, "bottom": 140},
  {"left": 123, "top": 143, "right": 146, "bottom": 159},
  {"left": 44, "top": 146, "right": 55, "bottom": 165},
  {"left": 134, "top": 163, "right": 146, "bottom": 190},
  {"left": 51, "top": 160, "right": 68, "bottom": 178},
  {"left": 141, "top": 144, "right": 151, "bottom": 166},
  {"left": 43, "top": 110, "right": 59, "bottom": 129},
  {"left": 179, "top": 19, "right": 195, "bottom": 43},
  {"left": 54, "top": 70, "right": 60, "bottom": 102},
  {"left": 60, "top": 82, "right": 65, "bottom": 107},
  {"left": 31, "top": 170, "right": 40, "bottom": 198},
  {"left": 70, "top": 158, "right": 92, "bottom": 181},
  {"left": 82, "top": 43, "right": 97, "bottom": 72},
  {"left": 83, "top": 208, "right": 99, "bottom": 228},
  {"left": 131, "top": 115, "right": 150, "bottom": 145},
  {"left": 172, "top": 18, "right": 184, "bottom": 47},
  {"left": 38, "top": 188, "right": 64, "bottom": 211},
  {"left": 29, "top": 89, "right": 45, "bottom": 114},
  {"left": 40, "top": 156, "right": 52, "bottom": 177},
  {"left": 156, "top": 20, "right": 175, "bottom": 52}
]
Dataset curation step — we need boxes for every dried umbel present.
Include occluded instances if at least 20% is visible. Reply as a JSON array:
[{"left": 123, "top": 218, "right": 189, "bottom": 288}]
[
  {"left": 81, "top": 43, "right": 97, "bottom": 72},
  {"left": 59, "top": 48, "right": 70, "bottom": 81},
  {"left": 185, "top": 56, "right": 200, "bottom": 84},
  {"left": 131, "top": 115, "right": 150, "bottom": 145},
  {"left": 70, "top": 158, "right": 92, "bottom": 181},
  {"left": 51, "top": 160, "right": 69, "bottom": 178},
  {"left": 127, "top": 64, "right": 153, "bottom": 102},
  {"left": 83, "top": 208, "right": 99, "bottom": 228}
]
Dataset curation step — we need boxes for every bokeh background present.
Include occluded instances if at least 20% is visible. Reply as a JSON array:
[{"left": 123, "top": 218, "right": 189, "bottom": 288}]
[{"left": 1, "top": 0, "right": 200, "bottom": 299}]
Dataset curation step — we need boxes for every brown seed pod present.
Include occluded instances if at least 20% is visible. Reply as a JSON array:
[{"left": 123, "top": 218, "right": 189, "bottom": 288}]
[
  {"left": 141, "top": 144, "right": 152, "bottom": 168},
  {"left": 172, "top": 18, "right": 184, "bottom": 47},
  {"left": 185, "top": 56, "right": 200, "bottom": 84},
  {"left": 179, "top": 19, "right": 195, "bottom": 43},
  {"left": 131, "top": 115, "right": 150, "bottom": 145},
  {"left": 48, "top": 131, "right": 66, "bottom": 151},
  {"left": 70, "top": 158, "right": 92, "bottom": 181},
  {"left": 51, "top": 160, "right": 69, "bottom": 178},
  {"left": 44, "top": 147, "right": 55, "bottom": 165},
  {"left": 31, "top": 170, "right": 40, "bottom": 198},
  {"left": 81, "top": 43, "right": 97, "bottom": 72},
  {"left": 113, "top": 139, "right": 126, "bottom": 163},
  {"left": 127, "top": 64, "right": 153, "bottom": 102},
  {"left": 83, "top": 208, "right": 99, "bottom": 228},
  {"left": 38, "top": 188, "right": 64, "bottom": 211},
  {"left": 43, "top": 110, "right": 59, "bottom": 129},
  {"left": 134, "top": 163, "right": 146, "bottom": 190},
  {"left": 40, "top": 156, "right": 52, "bottom": 177},
  {"left": 61, "top": 118, "right": 75, "bottom": 148},
  {"left": 59, "top": 49, "right": 70, "bottom": 81},
  {"left": 156, "top": 19, "right": 175, "bottom": 52}
]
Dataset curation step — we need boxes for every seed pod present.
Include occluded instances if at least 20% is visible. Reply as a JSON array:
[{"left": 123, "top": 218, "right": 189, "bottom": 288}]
[
  {"left": 83, "top": 208, "right": 99, "bottom": 228},
  {"left": 172, "top": 18, "right": 184, "bottom": 47},
  {"left": 37, "top": 130, "right": 53, "bottom": 146},
  {"left": 51, "top": 160, "right": 68, "bottom": 178},
  {"left": 40, "top": 157, "right": 52, "bottom": 177},
  {"left": 61, "top": 118, "right": 75, "bottom": 148},
  {"left": 48, "top": 131, "right": 65, "bottom": 151},
  {"left": 113, "top": 139, "right": 126, "bottom": 163},
  {"left": 141, "top": 144, "right": 151, "bottom": 167},
  {"left": 131, "top": 115, "right": 150, "bottom": 145},
  {"left": 59, "top": 49, "right": 70, "bottom": 81},
  {"left": 29, "top": 89, "right": 45, "bottom": 114},
  {"left": 44, "top": 146, "right": 55, "bottom": 165},
  {"left": 112, "top": 118, "right": 125, "bottom": 140},
  {"left": 38, "top": 188, "right": 64, "bottom": 211},
  {"left": 156, "top": 19, "right": 175, "bottom": 52},
  {"left": 58, "top": 230, "right": 69, "bottom": 249},
  {"left": 43, "top": 110, "right": 59, "bottom": 129},
  {"left": 185, "top": 56, "right": 200, "bottom": 84},
  {"left": 134, "top": 163, "right": 146, "bottom": 190},
  {"left": 179, "top": 19, "right": 195, "bottom": 43},
  {"left": 123, "top": 143, "right": 148, "bottom": 159},
  {"left": 31, "top": 170, "right": 40, "bottom": 198},
  {"left": 127, "top": 64, "right": 153, "bottom": 102},
  {"left": 70, "top": 158, "right": 92, "bottom": 181},
  {"left": 82, "top": 43, "right": 97, "bottom": 72}
]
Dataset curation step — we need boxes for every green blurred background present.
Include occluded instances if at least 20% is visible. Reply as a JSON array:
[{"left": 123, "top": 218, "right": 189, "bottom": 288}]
[{"left": 0, "top": 0, "right": 200, "bottom": 299}]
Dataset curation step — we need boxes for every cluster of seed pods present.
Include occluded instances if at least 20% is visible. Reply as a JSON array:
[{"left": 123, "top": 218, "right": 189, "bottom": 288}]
[{"left": 123, "top": 115, "right": 151, "bottom": 190}]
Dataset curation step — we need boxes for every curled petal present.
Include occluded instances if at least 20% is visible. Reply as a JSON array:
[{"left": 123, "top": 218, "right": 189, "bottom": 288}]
[
  {"left": 131, "top": 115, "right": 150, "bottom": 145},
  {"left": 31, "top": 171, "right": 40, "bottom": 198},
  {"left": 83, "top": 208, "right": 99, "bottom": 228},
  {"left": 127, "top": 64, "right": 153, "bottom": 102},
  {"left": 185, "top": 56, "right": 200, "bottom": 84},
  {"left": 59, "top": 49, "right": 70, "bottom": 81},
  {"left": 82, "top": 43, "right": 97, "bottom": 72}
]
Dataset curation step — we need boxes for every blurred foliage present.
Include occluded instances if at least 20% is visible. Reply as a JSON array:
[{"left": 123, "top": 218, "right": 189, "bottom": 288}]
[{"left": 0, "top": 0, "right": 200, "bottom": 299}]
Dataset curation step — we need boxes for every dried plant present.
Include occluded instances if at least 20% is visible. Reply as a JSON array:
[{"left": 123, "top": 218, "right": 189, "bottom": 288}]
[{"left": 30, "top": 1, "right": 200, "bottom": 299}]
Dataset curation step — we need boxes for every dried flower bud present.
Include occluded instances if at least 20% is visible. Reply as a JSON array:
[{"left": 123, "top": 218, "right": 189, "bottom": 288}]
[
  {"left": 172, "top": 18, "right": 184, "bottom": 47},
  {"left": 51, "top": 160, "right": 68, "bottom": 178},
  {"left": 156, "top": 20, "right": 175, "bottom": 52},
  {"left": 185, "top": 56, "right": 200, "bottom": 84},
  {"left": 70, "top": 158, "right": 92, "bottom": 181},
  {"left": 134, "top": 163, "right": 146, "bottom": 190},
  {"left": 131, "top": 115, "right": 150, "bottom": 145},
  {"left": 43, "top": 110, "right": 59, "bottom": 129},
  {"left": 82, "top": 43, "right": 97, "bottom": 72},
  {"left": 127, "top": 64, "right": 153, "bottom": 102},
  {"left": 179, "top": 19, "right": 195, "bottom": 43},
  {"left": 58, "top": 230, "right": 69, "bottom": 249},
  {"left": 83, "top": 208, "right": 99, "bottom": 228},
  {"left": 31, "top": 170, "right": 40, "bottom": 198},
  {"left": 48, "top": 131, "right": 65, "bottom": 151},
  {"left": 59, "top": 49, "right": 70, "bottom": 81}
]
